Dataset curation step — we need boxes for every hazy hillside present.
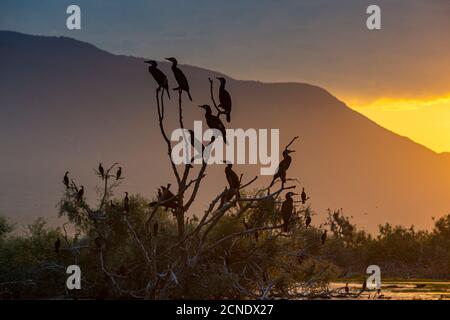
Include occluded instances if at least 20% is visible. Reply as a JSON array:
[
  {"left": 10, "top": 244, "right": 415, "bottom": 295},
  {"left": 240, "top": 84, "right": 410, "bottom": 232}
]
[{"left": 1, "top": 30, "right": 449, "bottom": 231}]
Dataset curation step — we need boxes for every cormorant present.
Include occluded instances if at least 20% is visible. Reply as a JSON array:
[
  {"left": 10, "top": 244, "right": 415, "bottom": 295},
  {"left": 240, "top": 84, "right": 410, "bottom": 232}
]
[
  {"left": 301, "top": 187, "right": 307, "bottom": 204},
  {"left": 305, "top": 214, "right": 311, "bottom": 228},
  {"left": 158, "top": 184, "right": 178, "bottom": 210},
  {"left": 116, "top": 167, "right": 122, "bottom": 180},
  {"left": 123, "top": 192, "right": 130, "bottom": 213},
  {"left": 345, "top": 283, "right": 350, "bottom": 293},
  {"left": 77, "top": 186, "right": 84, "bottom": 203},
  {"left": 321, "top": 230, "right": 327, "bottom": 245},
  {"left": 199, "top": 104, "right": 227, "bottom": 143},
  {"left": 225, "top": 163, "right": 240, "bottom": 189},
  {"left": 281, "top": 192, "right": 297, "bottom": 232},
  {"left": 54, "top": 238, "right": 61, "bottom": 254},
  {"left": 217, "top": 77, "right": 232, "bottom": 122},
  {"left": 361, "top": 278, "right": 367, "bottom": 292},
  {"left": 144, "top": 60, "right": 170, "bottom": 99},
  {"left": 269, "top": 149, "right": 295, "bottom": 188},
  {"left": 165, "top": 57, "right": 192, "bottom": 101},
  {"left": 98, "top": 163, "right": 105, "bottom": 179},
  {"left": 63, "top": 171, "right": 70, "bottom": 189},
  {"left": 225, "top": 163, "right": 241, "bottom": 200}
]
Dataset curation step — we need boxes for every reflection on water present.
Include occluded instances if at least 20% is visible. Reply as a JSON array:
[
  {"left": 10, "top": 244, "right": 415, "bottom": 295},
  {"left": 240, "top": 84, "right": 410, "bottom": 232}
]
[{"left": 330, "top": 281, "right": 450, "bottom": 300}]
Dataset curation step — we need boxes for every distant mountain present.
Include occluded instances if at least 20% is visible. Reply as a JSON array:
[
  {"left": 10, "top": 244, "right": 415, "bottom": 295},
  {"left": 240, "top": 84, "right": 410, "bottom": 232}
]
[{"left": 1, "top": 30, "right": 449, "bottom": 231}]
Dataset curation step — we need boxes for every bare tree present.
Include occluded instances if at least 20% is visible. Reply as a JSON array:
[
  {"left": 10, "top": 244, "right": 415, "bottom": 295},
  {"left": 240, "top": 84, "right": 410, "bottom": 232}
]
[{"left": 58, "top": 66, "right": 337, "bottom": 300}]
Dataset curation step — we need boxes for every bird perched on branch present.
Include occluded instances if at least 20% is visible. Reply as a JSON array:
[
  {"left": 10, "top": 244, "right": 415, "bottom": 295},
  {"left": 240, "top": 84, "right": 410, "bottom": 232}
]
[
  {"left": 305, "top": 214, "right": 312, "bottom": 229},
  {"left": 123, "top": 192, "right": 130, "bottom": 213},
  {"left": 116, "top": 167, "right": 122, "bottom": 180},
  {"left": 144, "top": 60, "right": 170, "bottom": 99},
  {"left": 76, "top": 186, "right": 84, "bottom": 203},
  {"left": 217, "top": 77, "right": 232, "bottom": 122},
  {"left": 98, "top": 163, "right": 105, "bottom": 180},
  {"left": 165, "top": 57, "right": 192, "bottom": 101},
  {"left": 63, "top": 171, "right": 70, "bottom": 189},
  {"left": 281, "top": 192, "right": 297, "bottom": 232},
  {"left": 199, "top": 104, "right": 227, "bottom": 143},
  {"left": 225, "top": 163, "right": 240, "bottom": 199},
  {"left": 269, "top": 149, "right": 295, "bottom": 188},
  {"left": 321, "top": 230, "right": 327, "bottom": 245},
  {"left": 301, "top": 187, "right": 308, "bottom": 204},
  {"left": 152, "top": 184, "right": 178, "bottom": 211}
]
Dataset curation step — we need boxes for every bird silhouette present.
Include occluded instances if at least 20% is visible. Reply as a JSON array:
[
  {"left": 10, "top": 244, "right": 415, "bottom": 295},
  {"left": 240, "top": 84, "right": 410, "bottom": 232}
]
[
  {"left": 321, "top": 230, "right": 327, "bottom": 245},
  {"left": 199, "top": 104, "right": 227, "bottom": 143},
  {"left": 305, "top": 214, "right": 312, "bottom": 228},
  {"left": 54, "top": 238, "right": 61, "bottom": 254},
  {"left": 158, "top": 184, "right": 178, "bottom": 210},
  {"left": 144, "top": 60, "right": 170, "bottom": 99},
  {"left": 98, "top": 163, "right": 105, "bottom": 179},
  {"left": 116, "top": 167, "right": 122, "bottom": 180},
  {"left": 225, "top": 163, "right": 240, "bottom": 189},
  {"left": 76, "top": 186, "right": 84, "bottom": 203},
  {"left": 345, "top": 283, "right": 350, "bottom": 293},
  {"left": 269, "top": 149, "right": 295, "bottom": 188},
  {"left": 225, "top": 163, "right": 241, "bottom": 200},
  {"left": 361, "top": 278, "right": 367, "bottom": 292},
  {"left": 165, "top": 57, "right": 192, "bottom": 101},
  {"left": 217, "top": 77, "right": 232, "bottom": 122},
  {"left": 301, "top": 187, "right": 307, "bottom": 204},
  {"left": 281, "top": 192, "right": 297, "bottom": 232},
  {"left": 63, "top": 171, "right": 70, "bottom": 189},
  {"left": 123, "top": 192, "right": 130, "bottom": 213}
]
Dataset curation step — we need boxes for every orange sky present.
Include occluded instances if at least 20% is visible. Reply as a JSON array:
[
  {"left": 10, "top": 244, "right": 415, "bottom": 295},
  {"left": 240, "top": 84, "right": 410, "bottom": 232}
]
[
  {"left": 2, "top": 1, "right": 449, "bottom": 153},
  {"left": 340, "top": 94, "right": 450, "bottom": 153}
]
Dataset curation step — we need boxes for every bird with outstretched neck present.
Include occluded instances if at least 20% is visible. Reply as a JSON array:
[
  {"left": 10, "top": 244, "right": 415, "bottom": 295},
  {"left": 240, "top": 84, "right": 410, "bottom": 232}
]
[
  {"left": 281, "top": 192, "right": 297, "bottom": 232},
  {"left": 198, "top": 104, "right": 227, "bottom": 144},
  {"left": 144, "top": 60, "right": 170, "bottom": 99},
  {"left": 217, "top": 77, "right": 232, "bottom": 122},
  {"left": 165, "top": 57, "right": 192, "bottom": 101},
  {"left": 269, "top": 149, "right": 295, "bottom": 188}
]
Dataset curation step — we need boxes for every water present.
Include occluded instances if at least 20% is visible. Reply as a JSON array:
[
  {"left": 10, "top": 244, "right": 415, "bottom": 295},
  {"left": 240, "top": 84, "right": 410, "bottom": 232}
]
[{"left": 330, "top": 281, "right": 450, "bottom": 300}]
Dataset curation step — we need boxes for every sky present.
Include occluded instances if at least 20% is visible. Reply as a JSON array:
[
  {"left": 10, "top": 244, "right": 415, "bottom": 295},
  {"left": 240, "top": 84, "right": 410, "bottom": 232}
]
[{"left": 1, "top": 0, "right": 449, "bottom": 152}]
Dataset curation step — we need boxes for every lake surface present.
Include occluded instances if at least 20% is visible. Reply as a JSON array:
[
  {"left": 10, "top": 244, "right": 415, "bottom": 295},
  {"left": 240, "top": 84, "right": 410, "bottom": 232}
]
[{"left": 330, "top": 280, "right": 450, "bottom": 300}]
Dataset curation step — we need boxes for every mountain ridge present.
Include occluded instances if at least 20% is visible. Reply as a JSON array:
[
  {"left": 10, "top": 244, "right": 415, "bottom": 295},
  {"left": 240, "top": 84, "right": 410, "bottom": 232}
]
[{"left": 1, "top": 30, "right": 448, "bottom": 231}]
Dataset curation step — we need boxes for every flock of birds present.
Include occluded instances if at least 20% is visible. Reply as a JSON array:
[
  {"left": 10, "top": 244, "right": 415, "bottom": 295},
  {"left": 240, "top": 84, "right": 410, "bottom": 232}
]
[
  {"left": 58, "top": 57, "right": 328, "bottom": 253},
  {"left": 144, "top": 57, "right": 324, "bottom": 237}
]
